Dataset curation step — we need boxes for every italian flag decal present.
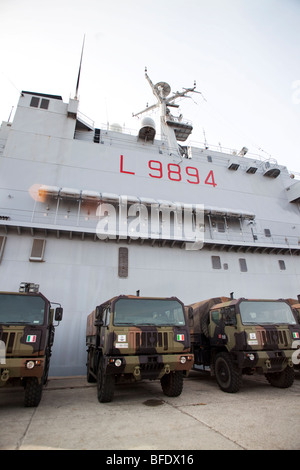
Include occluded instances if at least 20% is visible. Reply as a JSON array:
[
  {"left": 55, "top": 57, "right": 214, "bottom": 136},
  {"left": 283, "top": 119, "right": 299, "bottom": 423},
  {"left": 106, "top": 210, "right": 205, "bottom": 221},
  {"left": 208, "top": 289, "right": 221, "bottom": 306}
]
[
  {"left": 26, "top": 335, "right": 37, "bottom": 343},
  {"left": 177, "top": 334, "right": 184, "bottom": 341},
  {"left": 293, "top": 332, "right": 300, "bottom": 339}
]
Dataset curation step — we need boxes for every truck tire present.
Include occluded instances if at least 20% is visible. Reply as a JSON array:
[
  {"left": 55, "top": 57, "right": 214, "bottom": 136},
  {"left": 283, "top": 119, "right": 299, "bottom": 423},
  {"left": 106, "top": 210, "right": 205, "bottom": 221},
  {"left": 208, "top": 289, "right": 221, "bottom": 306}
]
[
  {"left": 97, "top": 358, "right": 115, "bottom": 403},
  {"left": 24, "top": 378, "right": 43, "bottom": 407},
  {"left": 265, "top": 366, "right": 295, "bottom": 388},
  {"left": 43, "top": 352, "right": 51, "bottom": 385},
  {"left": 214, "top": 352, "right": 241, "bottom": 393},
  {"left": 86, "top": 352, "right": 96, "bottom": 383},
  {"left": 160, "top": 371, "right": 183, "bottom": 397}
]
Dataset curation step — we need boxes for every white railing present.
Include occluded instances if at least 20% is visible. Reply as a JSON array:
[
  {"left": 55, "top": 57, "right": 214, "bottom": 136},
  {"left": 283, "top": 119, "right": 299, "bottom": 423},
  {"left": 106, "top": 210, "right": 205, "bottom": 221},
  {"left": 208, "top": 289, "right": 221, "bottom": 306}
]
[
  {"left": 1, "top": 203, "right": 299, "bottom": 250},
  {"left": 77, "top": 110, "right": 95, "bottom": 128}
]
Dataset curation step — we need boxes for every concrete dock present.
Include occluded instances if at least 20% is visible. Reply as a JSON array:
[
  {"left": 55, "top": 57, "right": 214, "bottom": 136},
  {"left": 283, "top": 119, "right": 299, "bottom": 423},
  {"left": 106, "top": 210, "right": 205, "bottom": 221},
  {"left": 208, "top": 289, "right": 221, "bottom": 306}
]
[{"left": 1, "top": 371, "right": 300, "bottom": 451}]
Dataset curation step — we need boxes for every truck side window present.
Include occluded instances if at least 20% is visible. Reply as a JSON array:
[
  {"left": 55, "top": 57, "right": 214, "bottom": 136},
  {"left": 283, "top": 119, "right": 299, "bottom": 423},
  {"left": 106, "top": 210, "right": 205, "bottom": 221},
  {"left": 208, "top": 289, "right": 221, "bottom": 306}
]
[
  {"left": 103, "top": 308, "right": 110, "bottom": 326},
  {"left": 101, "top": 308, "right": 107, "bottom": 326},
  {"left": 222, "top": 307, "right": 237, "bottom": 326},
  {"left": 211, "top": 310, "right": 220, "bottom": 325}
]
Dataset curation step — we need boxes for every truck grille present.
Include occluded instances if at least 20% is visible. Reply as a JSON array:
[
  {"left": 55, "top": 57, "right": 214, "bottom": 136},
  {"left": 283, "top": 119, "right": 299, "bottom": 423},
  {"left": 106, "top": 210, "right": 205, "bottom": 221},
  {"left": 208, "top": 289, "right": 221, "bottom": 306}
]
[
  {"left": 134, "top": 331, "right": 169, "bottom": 351},
  {"left": 0, "top": 332, "right": 16, "bottom": 354},
  {"left": 259, "top": 329, "right": 288, "bottom": 347}
]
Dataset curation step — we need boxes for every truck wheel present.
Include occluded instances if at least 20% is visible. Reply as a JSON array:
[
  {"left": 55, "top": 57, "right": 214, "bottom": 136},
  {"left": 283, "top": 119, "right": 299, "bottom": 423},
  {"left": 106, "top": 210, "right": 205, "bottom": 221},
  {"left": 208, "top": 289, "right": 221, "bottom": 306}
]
[
  {"left": 97, "top": 358, "right": 115, "bottom": 403},
  {"left": 24, "top": 378, "right": 43, "bottom": 407},
  {"left": 265, "top": 366, "right": 295, "bottom": 388},
  {"left": 160, "top": 371, "right": 183, "bottom": 397},
  {"left": 214, "top": 352, "right": 241, "bottom": 393},
  {"left": 43, "top": 352, "right": 51, "bottom": 385}
]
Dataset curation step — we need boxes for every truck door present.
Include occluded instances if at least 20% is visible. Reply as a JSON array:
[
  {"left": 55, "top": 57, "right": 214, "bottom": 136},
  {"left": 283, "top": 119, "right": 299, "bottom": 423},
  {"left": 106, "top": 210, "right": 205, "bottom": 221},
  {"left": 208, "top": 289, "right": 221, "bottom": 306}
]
[
  {"left": 209, "top": 307, "right": 237, "bottom": 346},
  {"left": 209, "top": 309, "right": 223, "bottom": 345},
  {"left": 98, "top": 307, "right": 110, "bottom": 350},
  {"left": 221, "top": 306, "right": 237, "bottom": 347}
]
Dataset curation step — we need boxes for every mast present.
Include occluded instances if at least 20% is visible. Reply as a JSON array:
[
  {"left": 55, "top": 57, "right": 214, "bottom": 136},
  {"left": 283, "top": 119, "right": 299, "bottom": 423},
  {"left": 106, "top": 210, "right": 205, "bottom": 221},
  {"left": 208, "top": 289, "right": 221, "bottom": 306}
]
[
  {"left": 133, "top": 68, "right": 200, "bottom": 157},
  {"left": 74, "top": 35, "right": 85, "bottom": 100}
]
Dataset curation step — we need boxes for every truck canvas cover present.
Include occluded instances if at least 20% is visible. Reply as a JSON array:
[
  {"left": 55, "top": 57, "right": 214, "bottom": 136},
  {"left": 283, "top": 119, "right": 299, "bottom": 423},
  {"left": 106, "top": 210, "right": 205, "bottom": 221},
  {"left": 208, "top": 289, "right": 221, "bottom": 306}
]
[{"left": 186, "top": 297, "right": 230, "bottom": 336}]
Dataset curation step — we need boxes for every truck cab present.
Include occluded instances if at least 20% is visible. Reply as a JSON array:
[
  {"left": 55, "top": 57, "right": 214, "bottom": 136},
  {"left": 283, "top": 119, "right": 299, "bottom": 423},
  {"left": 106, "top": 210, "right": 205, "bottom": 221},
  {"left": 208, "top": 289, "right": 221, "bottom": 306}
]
[
  {"left": 0, "top": 282, "right": 63, "bottom": 406},
  {"left": 188, "top": 297, "right": 300, "bottom": 392},
  {"left": 86, "top": 295, "right": 193, "bottom": 402}
]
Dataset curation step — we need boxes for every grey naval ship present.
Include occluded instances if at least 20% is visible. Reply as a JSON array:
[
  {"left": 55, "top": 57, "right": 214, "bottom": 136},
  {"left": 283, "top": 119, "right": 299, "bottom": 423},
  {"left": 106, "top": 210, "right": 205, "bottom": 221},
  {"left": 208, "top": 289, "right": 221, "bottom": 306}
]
[{"left": 0, "top": 69, "right": 299, "bottom": 376}]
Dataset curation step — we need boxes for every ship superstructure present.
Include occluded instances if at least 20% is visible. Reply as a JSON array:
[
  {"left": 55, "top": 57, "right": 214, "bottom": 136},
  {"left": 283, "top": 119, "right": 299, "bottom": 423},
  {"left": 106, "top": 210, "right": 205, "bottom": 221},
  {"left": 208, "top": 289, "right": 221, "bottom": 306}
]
[{"left": 0, "top": 72, "right": 299, "bottom": 375}]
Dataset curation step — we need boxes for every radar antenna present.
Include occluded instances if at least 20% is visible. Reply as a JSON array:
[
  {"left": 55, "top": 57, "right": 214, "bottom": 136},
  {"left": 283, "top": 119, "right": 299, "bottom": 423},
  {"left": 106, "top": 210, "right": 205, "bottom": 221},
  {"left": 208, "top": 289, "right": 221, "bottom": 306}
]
[{"left": 133, "top": 68, "right": 201, "bottom": 155}]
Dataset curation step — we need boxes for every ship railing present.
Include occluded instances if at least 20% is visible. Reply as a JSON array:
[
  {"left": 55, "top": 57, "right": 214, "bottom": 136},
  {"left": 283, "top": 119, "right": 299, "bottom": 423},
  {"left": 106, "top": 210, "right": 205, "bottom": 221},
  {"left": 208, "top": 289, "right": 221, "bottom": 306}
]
[
  {"left": 165, "top": 115, "right": 193, "bottom": 126},
  {"left": 187, "top": 140, "right": 269, "bottom": 161},
  {"left": 1, "top": 204, "right": 299, "bottom": 250},
  {"left": 77, "top": 110, "right": 95, "bottom": 129},
  {"left": 74, "top": 124, "right": 139, "bottom": 143},
  {"left": 204, "top": 225, "right": 300, "bottom": 247}
]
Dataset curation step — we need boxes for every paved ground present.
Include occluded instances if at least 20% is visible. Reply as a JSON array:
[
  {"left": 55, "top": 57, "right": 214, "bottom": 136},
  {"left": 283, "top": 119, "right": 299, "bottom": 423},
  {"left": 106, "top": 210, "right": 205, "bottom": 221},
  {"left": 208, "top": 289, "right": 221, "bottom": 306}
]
[{"left": 1, "top": 371, "right": 300, "bottom": 451}]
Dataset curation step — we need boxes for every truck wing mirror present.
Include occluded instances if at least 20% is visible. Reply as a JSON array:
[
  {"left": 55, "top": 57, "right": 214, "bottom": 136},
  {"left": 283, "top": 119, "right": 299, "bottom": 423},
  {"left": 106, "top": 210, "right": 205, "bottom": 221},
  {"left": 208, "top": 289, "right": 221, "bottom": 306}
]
[
  {"left": 95, "top": 305, "right": 103, "bottom": 319},
  {"left": 55, "top": 307, "right": 63, "bottom": 322}
]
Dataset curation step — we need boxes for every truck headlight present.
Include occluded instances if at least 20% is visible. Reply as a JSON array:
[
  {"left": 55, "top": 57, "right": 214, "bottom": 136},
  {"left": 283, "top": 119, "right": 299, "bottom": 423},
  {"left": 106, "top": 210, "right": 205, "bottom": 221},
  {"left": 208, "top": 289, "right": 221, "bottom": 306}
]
[
  {"left": 180, "top": 356, "right": 187, "bottom": 364},
  {"left": 246, "top": 353, "right": 255, "bottom": 361},
  {"left": 26, "top": 361, "right": 35, "bottom": 369}
]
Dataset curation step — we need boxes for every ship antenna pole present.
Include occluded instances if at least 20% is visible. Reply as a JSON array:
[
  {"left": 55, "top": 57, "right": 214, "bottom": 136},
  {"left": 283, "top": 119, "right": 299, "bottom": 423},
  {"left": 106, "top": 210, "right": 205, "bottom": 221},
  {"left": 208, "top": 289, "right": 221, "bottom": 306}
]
[{"left": 75, "top": 34, "right": 85, "bottom": 100}]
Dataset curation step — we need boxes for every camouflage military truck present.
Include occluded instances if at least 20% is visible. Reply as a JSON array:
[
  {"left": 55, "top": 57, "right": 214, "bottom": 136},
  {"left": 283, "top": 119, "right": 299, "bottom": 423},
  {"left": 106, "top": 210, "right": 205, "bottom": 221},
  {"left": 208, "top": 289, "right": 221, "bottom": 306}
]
[
  {"left": 86, "top": 295, "right": 193, "bottom": 402},
  {"left": 186, "top": 296, "right": 300, "bottom": 392},
  {"left": 0, "top": 282, "right": 63, "bottom": 406}
]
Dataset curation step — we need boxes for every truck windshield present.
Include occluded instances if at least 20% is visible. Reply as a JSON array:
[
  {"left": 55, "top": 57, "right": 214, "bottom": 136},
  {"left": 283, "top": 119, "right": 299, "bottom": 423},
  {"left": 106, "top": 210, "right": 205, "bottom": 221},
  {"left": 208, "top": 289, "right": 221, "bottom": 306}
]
[
  {"left": 0, "top": 294, "right": 46, "bottom": 325},
  {"left": 114, "top": 299, "right": 186, "bottom": 326},
  {"left": 240, "top": 301, "right": 296, "bottom": 325}
]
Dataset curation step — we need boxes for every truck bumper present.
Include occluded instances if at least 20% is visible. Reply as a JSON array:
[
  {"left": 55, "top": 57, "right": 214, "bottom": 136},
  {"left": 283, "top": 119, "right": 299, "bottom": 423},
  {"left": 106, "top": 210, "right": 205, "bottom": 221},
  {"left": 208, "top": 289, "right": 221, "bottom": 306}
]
[
  {"left": 236, "top": 350, "right": 294, "bottom": 373},
  {"left": 104, "top": 353, "right": 194, "bottom": 380},
  {"left": 0, "top": 358, "right": 45, "bottom": 386}
]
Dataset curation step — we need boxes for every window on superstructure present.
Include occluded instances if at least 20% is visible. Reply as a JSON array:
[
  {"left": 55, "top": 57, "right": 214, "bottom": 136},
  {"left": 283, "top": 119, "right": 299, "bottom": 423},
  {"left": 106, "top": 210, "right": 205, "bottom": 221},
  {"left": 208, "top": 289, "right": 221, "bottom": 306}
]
[
  {"left": 29, "top": 96, "right": 49, "bottom": 110},
  {"left": 29, "top": 239, "right": 46, "bottom": 262},
  {"left": 239, "top": 258, "right": 248, "bottom": 272},
  {"left": 40, "top": 99, "right": 50, "bottom": 110},
  {"left": 211, "top": 256, "right": 221, "bottom": 269},
  {"left": 264, "top": 229, "right": 271, "bottom": 237},
  {"left": 278, "top": 260, "right": 286, "bottom": 271},
  {"left": 30, "top": 97, "right": 40, "bottom": 108}
]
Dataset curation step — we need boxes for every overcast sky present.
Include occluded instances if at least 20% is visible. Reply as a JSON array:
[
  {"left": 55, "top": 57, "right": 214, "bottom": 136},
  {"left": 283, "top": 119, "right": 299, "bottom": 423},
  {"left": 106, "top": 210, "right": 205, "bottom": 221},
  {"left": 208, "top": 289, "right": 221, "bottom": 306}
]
[{"left": 1, "top": 0, "right": 300, "bottom": 173}]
